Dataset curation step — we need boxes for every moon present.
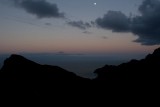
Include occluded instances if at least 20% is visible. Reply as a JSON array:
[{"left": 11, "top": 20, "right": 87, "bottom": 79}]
[{"left": 94, "top": 3, "right": 97, "bottom": 5}]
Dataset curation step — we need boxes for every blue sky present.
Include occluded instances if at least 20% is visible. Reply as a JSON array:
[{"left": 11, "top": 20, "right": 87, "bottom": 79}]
[{"left": 0, "top": 0, "right": 159, "bottom": 54}]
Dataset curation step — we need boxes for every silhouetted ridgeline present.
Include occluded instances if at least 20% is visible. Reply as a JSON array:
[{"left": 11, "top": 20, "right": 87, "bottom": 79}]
[
  {"left": 94, "top": 47, "right": 160, "bottom": 82},
  {"left": 0, "top": 54, "right": 92, "bottom": 103},
  {"left": 0, "top": 54, "right": 87, "bottom": 81},
  {"left": 0, "top": 48, "right": 160, "bottom": 104}
]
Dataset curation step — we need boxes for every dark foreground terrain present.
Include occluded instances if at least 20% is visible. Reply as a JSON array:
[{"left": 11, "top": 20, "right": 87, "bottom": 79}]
[{"left": 0, "top": 48, "right": 160, "bottom": 104}]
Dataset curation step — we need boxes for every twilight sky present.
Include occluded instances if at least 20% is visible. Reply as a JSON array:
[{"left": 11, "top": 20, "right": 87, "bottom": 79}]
[{"left": 0, "top": 0, "right": 160, "bottom": 54}]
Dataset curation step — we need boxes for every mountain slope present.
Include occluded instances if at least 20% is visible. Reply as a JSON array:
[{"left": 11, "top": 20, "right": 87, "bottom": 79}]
[
  {"left": 0, "top": 54, "right": 87, "bottom": 81},
  {"left": 0, "top": 48, "right": 160, "bottom": 103},
  {"left": 94, "top": 48, "right": 160, "bottom": 82},
  {"left": 0, "top": 54, "right": 90, "bottom": 100}
]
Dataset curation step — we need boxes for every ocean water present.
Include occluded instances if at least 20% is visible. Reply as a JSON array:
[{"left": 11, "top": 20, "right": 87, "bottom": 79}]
[
  {"left": 0, "top": 53, "right": 146, "bottom": 78},
  {"left": 0, "top": 54, "right": 9, "bottom": 69}
]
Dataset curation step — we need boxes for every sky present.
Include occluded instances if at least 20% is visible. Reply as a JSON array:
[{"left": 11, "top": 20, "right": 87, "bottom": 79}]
[{"left": 0, "top": 0, "right": 160, "bottom": 55}]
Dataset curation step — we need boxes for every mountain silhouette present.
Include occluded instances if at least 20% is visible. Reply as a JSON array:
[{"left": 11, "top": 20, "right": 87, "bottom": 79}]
[
  {"left": 0, "top": 54, "right": 87, "bottom": 81},
  {"left": 0, "top": 48, "right": 160, "bottom": 104},
  {"left": 94, "top": 47, "right": 160, "bottom": 83},
  {"left": 0, "top": 54, "right": 91, "bottom": 102}
]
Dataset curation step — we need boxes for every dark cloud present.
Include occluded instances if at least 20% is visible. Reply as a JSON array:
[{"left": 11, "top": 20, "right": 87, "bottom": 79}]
[
  {"left": 67, "top": 21, "right": 92, "bottom": 30},
  {"left": 13, "top": 0, "right": 64, "bottom": 18},
  {"left": 131, "top": 0, "right": 160, "bottom": 45},
  {"left": 95, "top": 11, "right": 131, "bottom": 32},
  {"left": 95, "top": 0, "right": 160, "bottom": 45}
]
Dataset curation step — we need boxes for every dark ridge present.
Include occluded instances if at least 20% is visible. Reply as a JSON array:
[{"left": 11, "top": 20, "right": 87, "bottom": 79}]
[
  {"left": 94, "top": 47, "right": 160, "bottom": 83},
  {"left": 0, "top": 54, "right": 87, "bottom": 81},
  {"left": 153, "top": 47, "right": 160, "bottom": 55},
  {"left": 0, "top": 54, "right": 92, "bottom": 103},
  {"left": 0, "top": 48, "right": 160, "bottom": 103}
]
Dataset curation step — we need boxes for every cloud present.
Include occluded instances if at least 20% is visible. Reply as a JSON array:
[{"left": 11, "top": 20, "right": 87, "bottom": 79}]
[
  {"left": 83, "top": 31, "right": 92, "bottom": 34},
  {"left": 95, "top": 0, "right": 160, "bottom": 45},
  {"left": 67, "top": 21, "right": 92, "bottom": 30},
  {"left": 95, "top": 11, "right": 131, "bottom": 32},
  {"left": 13, "top": 0, "right": 64, "bottom": 18},
  {"left": 131, "top": 0, "right": 160, "bottom": 45}
]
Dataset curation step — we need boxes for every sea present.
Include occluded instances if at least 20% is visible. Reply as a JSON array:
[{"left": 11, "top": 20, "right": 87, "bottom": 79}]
[{"left": 0, "top": 53, "right": 146, "bottom": 79}]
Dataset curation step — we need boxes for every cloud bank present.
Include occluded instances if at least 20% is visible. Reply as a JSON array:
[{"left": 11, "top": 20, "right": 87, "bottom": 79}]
[
  {"left": 13, "top": 0, "right": 64, "bottom": 18},
  {"left": 95, "top": 0, "right": 160, "bottom": 45},
  {"left": 95, "top": 11, "right": 131, "bottom": 32},
  {"left": 131, "top": 0, "right": 160, "bottom": 45}
]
